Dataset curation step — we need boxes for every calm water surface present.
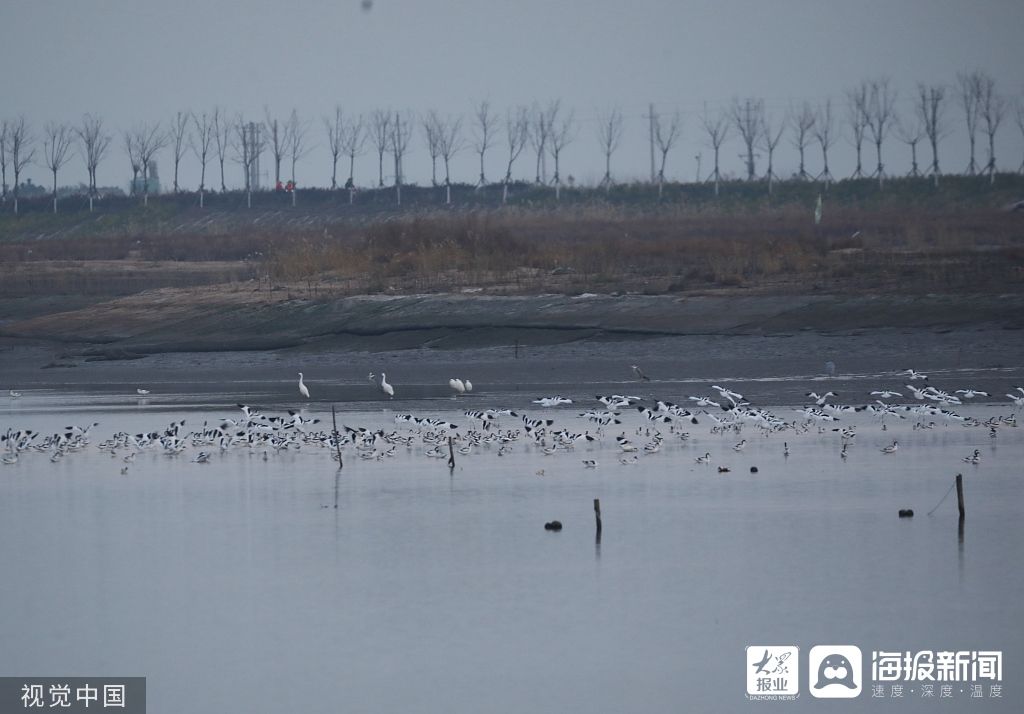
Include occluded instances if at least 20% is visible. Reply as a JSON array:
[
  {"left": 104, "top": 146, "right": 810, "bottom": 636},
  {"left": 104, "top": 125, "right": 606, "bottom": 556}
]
[{"left": 1, "top": 393, "right": 1021, "bottom": 712}]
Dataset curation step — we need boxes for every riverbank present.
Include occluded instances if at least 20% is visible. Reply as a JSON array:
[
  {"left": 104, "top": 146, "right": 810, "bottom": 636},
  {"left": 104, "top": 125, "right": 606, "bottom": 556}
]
[{"left": 2, "top": 292, "right": 1021, "bottom": 407}]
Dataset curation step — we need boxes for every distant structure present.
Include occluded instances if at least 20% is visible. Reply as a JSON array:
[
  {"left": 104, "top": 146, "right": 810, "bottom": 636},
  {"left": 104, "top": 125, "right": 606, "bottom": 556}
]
[
  {"left": 16, "top": 179, "right": 46, "bottom": 198},
  {"left": 130, "top": 160, "right": 161, "bottom": 196}
]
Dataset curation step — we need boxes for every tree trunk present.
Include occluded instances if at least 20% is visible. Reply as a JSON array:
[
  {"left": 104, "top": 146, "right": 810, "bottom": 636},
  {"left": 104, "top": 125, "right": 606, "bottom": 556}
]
[{"left": 52, "top": 169, "right": 58, "bottom": 213}]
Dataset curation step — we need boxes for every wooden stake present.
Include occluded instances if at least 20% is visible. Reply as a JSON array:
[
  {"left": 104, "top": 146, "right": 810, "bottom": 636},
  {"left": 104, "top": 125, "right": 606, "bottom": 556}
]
[
  {"left": 330, "top": 406, "right": 344, "bottom": 509},
  {"left": 331, "top": 405, "right": 343, "bottom": 471},
  {"left": 447, "top": 437, "right": 455, "bottom": 470},
  {"left": 956, "top": 473, "right": 965, "bottom": 521},
  {"left": 594, "top": 498, "right": 602, "bottom": 542}
]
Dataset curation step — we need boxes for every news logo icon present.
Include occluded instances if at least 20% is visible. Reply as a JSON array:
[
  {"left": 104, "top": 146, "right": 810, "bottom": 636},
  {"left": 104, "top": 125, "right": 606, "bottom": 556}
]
[{"left": 809, "top": 645, "right": 862, "bottom": 698}]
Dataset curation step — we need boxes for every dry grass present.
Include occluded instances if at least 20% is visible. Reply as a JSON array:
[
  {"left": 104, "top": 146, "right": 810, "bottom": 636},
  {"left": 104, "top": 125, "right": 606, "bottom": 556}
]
[{"left": 2, "top": 203, "right": 1022, "bottom": 298}]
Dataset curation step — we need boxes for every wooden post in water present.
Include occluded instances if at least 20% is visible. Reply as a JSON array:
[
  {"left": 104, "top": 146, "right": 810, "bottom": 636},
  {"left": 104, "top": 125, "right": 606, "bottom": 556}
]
[
  {"left": 447, "top": 437, "right": 455, "bottom": 470},
  {"left": 956, "top": 473, "right": 965, "bottom": 520},
  {"left": 331, "top": 405, "right": 343, "bottom": 471},
  {"left": 594, "top": 498, "right": 602, "bottom": 542}
]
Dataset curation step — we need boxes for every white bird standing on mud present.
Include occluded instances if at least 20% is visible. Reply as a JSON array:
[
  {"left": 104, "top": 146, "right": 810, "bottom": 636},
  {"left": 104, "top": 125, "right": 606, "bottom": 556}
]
[
  {"left": 449, "top": 378, "right": 466, "bottom": 396},
  {"left": 136, "top": 388, "right": 150, "bottom": 396},
  {"left": 298, "top": 372, "right": 310, "bottom": 399},
  {"left": 379, "top": 372, "right": 394, "bottom": 399}
]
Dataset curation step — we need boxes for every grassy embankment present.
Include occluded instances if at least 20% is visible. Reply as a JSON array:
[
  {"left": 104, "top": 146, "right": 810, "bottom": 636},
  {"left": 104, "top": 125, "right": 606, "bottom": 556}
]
[{"left": 1, "top": 176, "right": 1022, "bottom": 300}]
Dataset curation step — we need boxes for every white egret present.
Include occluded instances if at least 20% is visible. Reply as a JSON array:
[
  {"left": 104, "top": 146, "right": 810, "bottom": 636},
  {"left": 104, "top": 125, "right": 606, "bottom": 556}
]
[
  {"left": 298, "top": 372, "right": 310, "bottom": 399},
  {"left": 380, "top": 372, "right": 394, "bottom": 398}
]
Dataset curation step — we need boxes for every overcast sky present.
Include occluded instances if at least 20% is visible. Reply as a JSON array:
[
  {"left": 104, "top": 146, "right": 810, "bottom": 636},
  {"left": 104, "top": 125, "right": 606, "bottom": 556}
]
[{"left": 2, "top": 0, "right": 1023, "bottom": 191}]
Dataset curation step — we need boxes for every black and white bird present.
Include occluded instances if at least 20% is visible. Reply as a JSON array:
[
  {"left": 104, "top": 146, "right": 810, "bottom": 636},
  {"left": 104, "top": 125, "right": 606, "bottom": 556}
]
[
  {"left": 534, "top": 396, "right": 572, "bottom": 407},
  {"left": 870, "top": 390, "right": 902, "bottom": 399}
]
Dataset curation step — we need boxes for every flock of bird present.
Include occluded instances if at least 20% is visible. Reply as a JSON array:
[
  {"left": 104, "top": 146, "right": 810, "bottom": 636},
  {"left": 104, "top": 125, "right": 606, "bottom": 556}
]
[{"left": 3, "top": 368, "right": 1019, "bottom": 474}]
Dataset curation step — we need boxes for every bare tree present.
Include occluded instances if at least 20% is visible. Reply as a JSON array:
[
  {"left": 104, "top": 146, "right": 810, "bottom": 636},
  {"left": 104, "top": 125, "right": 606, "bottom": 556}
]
[
  {"left": 547, "top": 107, "right": 576, "bottom": 200},
  {"left": 212, "top": 107, "right": 230, "bottom": 192},
  {"left": 42, "top": 122, "right": 73, "bottom": 213},
  {"left": 957, "top": 70, "right": 983, "bottom": 175},
  {"left": 731, "top": 98, "right": 763, "bottom": 181},
  {"left": 758, "top": 111, "right": 785, "bottom": 194},
  {"left": 265, "top": 108, "right": 287, "bottom": 188},
  {"left": 389, "top": 111, "right": 413, "bottom": 205},
  {"left": 653, "top": 110, "right": 681, "bottom": 199},
  {"left": 286, "top": 109, "right": 310, "bottom": 187},
  {"left": 233, "top": 116, "right": 266, "bottom": 208},
  {"left": 436, "top": 114, "right": 464, "bottom": 205},
  {"left": 916, "top": 83, "right": 948, "bottom": 187},
  {"left": 325, "top": 107, "right": 344, "bottom": 190},
  {"left": 170, "top": 111, "right": 190, "bottom": 193},
  {"left": 472, "top": 100, "right": 497, "bottom": 187},
  {"left": 789, "top": 101, "right": 816, "bottom": 180},
  {"left": 528, "top": 101, "right": 554, "bottom": 184},
  {"left": 700, "top": 105, "right": 730, "bottom": 196},
  {"left": 191, "top": 111, "right": 214, "bottom": 207},
  {"left": 134, "top": 122, "right": 168, "bottom": 207},
  {"left": 894, "top": 115, "right": 926, "bottom": 178},
  {"left": 813, "top": 99, "right": 838, "bottom": 185},
  {"left": 596, "top": 107, "right": 625, "bottom": 192},
  {"left": 325, "top": 106, "right": 359, "bottom": 192},
  {"left": 369, "top": 109, "right": 391, "bottom": 187},
  {"left": 421, "top": 110, "right": 442, "bottom": 187},
  {"left": 124, "top": 130, "right": 141, "bottom": 197},
  {"left": 341, "top": 115, "right": 366, "bottom": 202},
  {"left": 502, "top": 105, "right": 529, "bottom": 203},
  {"left": 1016, "top": 99, "right": 1024, "bottom": 174},
  {"left": 76, "top": 114, "right": 111, "bottom": 210},
  {"left": 866, "top": 77, "right": 897, "bottom": 188},
  {"left": 846, "top": 81, "right": 870, "bottom": 179},
  {"left": 0, "top": 120, "right": 8, "bottom": 202},
  {"left": 8, "top": 117, "right": 35, "bottom": 214},
  {"left": 977, "top": 72, "right": 1007, "bottom": 183}
]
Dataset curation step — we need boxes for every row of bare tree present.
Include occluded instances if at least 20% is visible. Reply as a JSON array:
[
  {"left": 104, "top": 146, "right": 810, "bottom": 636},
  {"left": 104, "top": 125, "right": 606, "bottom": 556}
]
[{"left": 2, "top": 70, "right": 1022, "bottom": 213}]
